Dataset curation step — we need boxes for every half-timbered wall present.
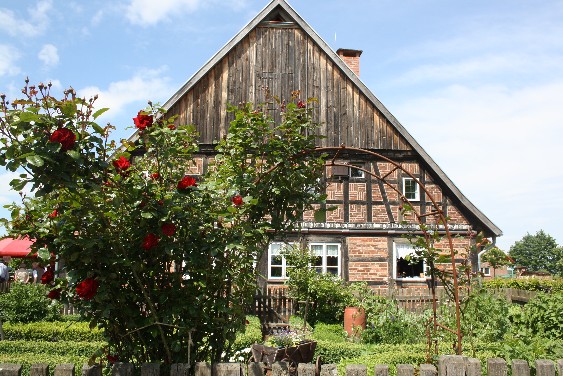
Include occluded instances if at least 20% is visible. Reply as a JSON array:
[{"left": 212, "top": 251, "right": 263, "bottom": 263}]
[{"left": 167, "top": 24, "right": 412, "bottom": 151}]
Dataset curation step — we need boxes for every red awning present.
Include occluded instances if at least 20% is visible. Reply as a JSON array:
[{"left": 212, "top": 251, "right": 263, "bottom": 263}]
[{"left": 0, "top": 237, "right": 37, "bottom": 258}]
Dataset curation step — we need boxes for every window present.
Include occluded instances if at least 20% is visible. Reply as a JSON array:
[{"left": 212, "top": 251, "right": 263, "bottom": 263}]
[
  {"left": 268, "top": 242, "right": 296, "bottom": 279},
  {"left": 267, "top": 242, "right": 341, "bottom": 279},
  {"left": 402, "top": 177, "right": 420, "bottom": 201},
  {"left": 349, "top": 163, "right": 365, "bottom": 179},
  {"left": 309, "top": 243, "right": 340, "bottom": 276},
  {"left": 480, "top": 267, "right": 491, "bottom": 276},
  {"left": 394, "top": 242, "right": 425, "bottom": 279}
]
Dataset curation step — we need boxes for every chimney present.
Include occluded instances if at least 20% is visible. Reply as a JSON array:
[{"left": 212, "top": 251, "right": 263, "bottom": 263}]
[{"left": 337, "top": 48, "right": 363, "bottom": 77}]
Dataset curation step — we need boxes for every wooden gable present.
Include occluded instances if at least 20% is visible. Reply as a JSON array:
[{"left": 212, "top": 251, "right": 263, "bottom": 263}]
[{"left": 158, "top": 0, "right": 502, "bottom": 238}]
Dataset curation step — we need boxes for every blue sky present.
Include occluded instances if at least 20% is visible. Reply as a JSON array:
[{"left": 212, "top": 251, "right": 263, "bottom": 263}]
[{"left": 1, "top": 0, "right": 562, "bottom": 251}]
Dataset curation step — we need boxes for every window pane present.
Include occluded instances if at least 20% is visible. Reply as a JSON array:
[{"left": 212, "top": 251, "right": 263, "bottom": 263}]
[
  {"left": 271, "top": 255, "right": 283, "bottom": 266},
  {"left": 270, "top": 267, "right": 282, "bottom": 277},
  {"left": 327, "top": 255, "right": 338, "bottom": 267},
  {"left": 404, "top": 179, "right": 418, "bottom": 200},
  {"left": 326, "top": 267, "right": 338, "bottom": 275},
  {"left": 312, "top": 255, "right": 322, "bottom": 267},
  {"left": 311, "top": 245, "right": 323, "bottom": 256}
]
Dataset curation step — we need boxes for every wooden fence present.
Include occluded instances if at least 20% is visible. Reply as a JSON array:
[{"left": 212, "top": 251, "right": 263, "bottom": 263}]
[{"left": 0, "top": 356, "right": 561, "bottom": 376}]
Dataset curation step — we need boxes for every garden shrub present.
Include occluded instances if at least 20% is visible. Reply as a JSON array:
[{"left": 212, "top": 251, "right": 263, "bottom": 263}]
[
  {"left": 232, "top": 316, "right": 262, "bottom": 351},
  {"left": 0, "top": 283, "right": 62, "bottom": 323},
  {"left": 483, "top": 278, "right": 563, "bottom": 293},
  {"left": 516, "top": 292, "right": 563, "bottom": 340},
  {"left": 313, "top": 339, "right": 364, "bottom": 364},
  {"left": 361, "top": 296, "right": 428, "bottom": 345},
  {"left": 312, "top": 323, "right": 346, "bottom": 343},
  {"left": 2, "top": 320, "right": 105, "bottom": 341}
]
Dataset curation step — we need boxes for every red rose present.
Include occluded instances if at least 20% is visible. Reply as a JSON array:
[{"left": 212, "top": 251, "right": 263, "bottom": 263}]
[
  {"left": 161, "top": 223, "right": 176, "bottom": 237},
  {"left": 113, "top": 156, "right": 131, "bottom": 173},
  {"left": 76, "top": 278, "right": 99, "bottom": 300},
  {"left": 106, "top": 354, "right": 119, "bottom": 364},
  {"left": 150, "top": 172, "right": 160, "bottom": 180},
  {"left": 297, "top": 100, "right": 306, "bottom": 109},
  {"left": 177, "top": 175, "right": 197, "bottom": 190},
  {"left": 168, "top": 124, "right": 176, "bottom": 130},
  {"left": 47, "top": 288, "right": 61, "bottom": 300},
  {"left": 142, "top": 233, "right": 159, "bottom": 250},
  {"left": 49, "top": 128, "right": 76, "bottom": 151},
  {"left": 41, "top": 269, "right": 54, "bottom": 284},
  {"left": 231, "top": 195, "right": 243, "bottom": 206},
  {"left": 48, "top": 209, "right": 58, "bottom": 218},
  {"left": 133, "top": 111, "right": 153, "bottom": 130}
]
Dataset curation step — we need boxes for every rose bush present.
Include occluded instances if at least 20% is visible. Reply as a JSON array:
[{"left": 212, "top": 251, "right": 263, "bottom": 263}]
[{"left": 0, "top": 82, "right": 325, "bottom": 365}]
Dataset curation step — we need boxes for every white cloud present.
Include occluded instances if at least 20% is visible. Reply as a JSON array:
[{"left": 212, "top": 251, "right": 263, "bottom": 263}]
[
  {"left": 124, "top": 0, "right": 249, "bottom": 26},
  {"left": 78, "top": 67, "right": 175, "bottom": 117},
  {"left": 0, "top": 45, "right": 21, "bottom": 77},
  {"left": 396, "top": 80, "right": 563, "bottom": 249},
  {"left": 0, "top": 0, "right": 52, "bottom": 38},
  {"left": 38, "top": 44, "right": 59, "bottom": 68}
]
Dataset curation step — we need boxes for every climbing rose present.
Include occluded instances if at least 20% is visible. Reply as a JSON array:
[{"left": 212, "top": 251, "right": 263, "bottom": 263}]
[
  {"left": 49, "top": 128, "right": 76, "bottom": 151},
  {"left": 76, "top": 278, "right": 99, "bottom": 300},
  {"left": 133, "top": 111, "right": 153, "bottom": 130},
  {"left": 177, "top": 175, "right": 197, "bottom": 190},
  {"left": 48, "top": 209, "right": 58, "bottom": 218},
  {"left": 142, "top": 233, "right": 159, "bottom": 250},
  {"left": 41, "top": 269, "right": 54, "bottom": 284},
  {"left": 47, "top": 288, "right": 61, "bottom": 300},
  {"left": 297, "top": 100, "right": 306, "bottom": 109},
  {"left": 161, "top": 223, "right": 176, "bottom": 237},
  {"left": 106, "top": 354, "right": 119, "bottom": 364},
  {"left": 150, "top": 172, "right": 160, "bottom": 180},
  {"left": 113, "top": 156, "right": 131, "bottom": 173},
  {"left": 231, "top": 195, "right": 243, "bottom": 206}
]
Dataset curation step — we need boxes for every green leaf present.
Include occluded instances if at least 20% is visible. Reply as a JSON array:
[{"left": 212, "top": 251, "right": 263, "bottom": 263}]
[
  {"left": 26, "top": 155, "right": 44, "bottom": 167},
  {"left": 314, "top": 208, "right": 326, "bottom": 222},
  {"left": 18, "top": 112, "right": 40, "bottom": 122},
  {"left": 141, "top": 212, "right": 154, "bottom": 219},
  {"left": 92, "top": 108, "right": 109, "bottom": 120},
  {"left": 67, "top": 150, "right": 80, "bottom": 160}
]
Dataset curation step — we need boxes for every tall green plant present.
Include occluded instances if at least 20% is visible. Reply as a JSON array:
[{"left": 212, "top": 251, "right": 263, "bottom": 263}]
[
  {"left": 0, "top": 82, "right": 325, "bottom": 364},
  {"left": 0, "top": 283, "right": 62, "bottom": 323}
]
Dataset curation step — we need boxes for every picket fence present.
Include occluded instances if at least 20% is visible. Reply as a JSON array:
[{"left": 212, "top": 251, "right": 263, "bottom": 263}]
[{"left": 0, "top": 356, "right": 562, "bottom": 376}]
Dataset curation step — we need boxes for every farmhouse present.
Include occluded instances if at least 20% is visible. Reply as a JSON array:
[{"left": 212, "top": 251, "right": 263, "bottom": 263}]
[{"left": 145, "top": 0, "right": 502, "bottom": 290}]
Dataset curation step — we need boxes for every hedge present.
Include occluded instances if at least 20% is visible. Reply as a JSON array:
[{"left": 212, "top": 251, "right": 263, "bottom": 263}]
[
  {"left": 2, "top": 321, "right": 105, "bottom": 342},
  {"left": 483, "top": 278, "right": 563, "bottom": 293}
]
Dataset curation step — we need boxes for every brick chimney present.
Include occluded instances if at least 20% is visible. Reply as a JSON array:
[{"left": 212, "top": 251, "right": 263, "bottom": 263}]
[{"left": 337, "top": 48, "right": 363, "bottom": 77}]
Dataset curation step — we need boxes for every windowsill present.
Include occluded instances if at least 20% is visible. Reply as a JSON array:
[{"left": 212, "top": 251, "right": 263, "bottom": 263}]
[{"left": 395, "top": 277, "right": 428, "bottom": 281}]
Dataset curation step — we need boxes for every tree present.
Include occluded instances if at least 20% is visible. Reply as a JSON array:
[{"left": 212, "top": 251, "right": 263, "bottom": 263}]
[
  {"left": 509, "top": 230, "right": 562, "bottom": 276},
  {"left": 0, "top": 82, "right": 325, "bottom": 364},
  {"left": 481, "top": 246, "right": 512, "bottom": 278}
]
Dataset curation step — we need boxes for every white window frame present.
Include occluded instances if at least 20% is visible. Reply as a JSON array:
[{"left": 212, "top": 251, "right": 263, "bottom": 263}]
[
  {"left": 268, "top": 242, "right": 296, "bottom": 280},
  {"left": 393, "top": 242, "right": 426, "bottom": 280},
  {"left": 402, "top": 177, "right": 420, "bottom": 201},
  {"left": 308, "top": 243, "right": 341, "bottom": 276},
  {"left": 349, "top": 163, "right": 365, "bottom": 179},
  {"left": 480, "top": 267, "right": 491, "bottom": 276}
]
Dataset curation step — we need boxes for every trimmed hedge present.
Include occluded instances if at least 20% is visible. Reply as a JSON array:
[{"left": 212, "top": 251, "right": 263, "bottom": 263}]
[
  {"left": 2, "top": 320, "right": 105, "bottom": 342},
  {"left": 483, "top": 278, "right": 563, "bottom": 293}
]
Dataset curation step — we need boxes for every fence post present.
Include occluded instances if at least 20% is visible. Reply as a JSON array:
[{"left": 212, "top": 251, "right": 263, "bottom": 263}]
[
  {"left": 511, "top": 360, "right": 529, "bottom": 376},
  {"left": 535, "top": 360, "right": 555, "bottom": 376},
  {"left": 487, "top": 358, "right": 507, "bottom": 376},
  {"left": 438, "top": 355, "right": 465, "bottom": 376},
  {"left": 321, "top": 364, "right": 338, "bottom": 376},
  {"left": 397, "top": 365, "right": 414, "bottom": 376},
  {"left": 466, "top": 358, "right": 481, "bottom": 376},
  {"left": 272, "top": 362, "right": 289, "bottom": 376},
  {"left": 557, "top": 361, "right": 563, "bottom": 376},
  {"left": 346, "top": 365, "right": 367, "bottom": 376},
  {"left": 0, "top": 364, "right": 21, "bottom": 376},
  {"left": 374, "top": 365, "right": 389, "bottom": 376},
  {"left": 140, "top": 363, "right": 160, "bottom": 376},
  {"left": 420, "top": 364, "right": 437, "bottom": 376},
  {"left": 213, "top": 363, "right": 241, "bottom": 376},
  {"left": 112, "top": 363, "right": 134, "bottom": 376},
  {"left": 30, "top": 364, "right": 49, "bottom": 376},
  {"left": 82, "top": 365, "right": 101, "bottom": 376},
  {"left": 298, "top": 363, "right": 316, "bottom": 376},
  {"left": 170, "top": 364, "right": 190, "bottom": 376},
  {"left": 195, "top": 362, "right": 211, "bottom": 376},
  {"left": 247, "top": 363, "right": 265, "bottom": 376},
  {"left": 54, "top": 364, "right": 75, "bottom": 376}
]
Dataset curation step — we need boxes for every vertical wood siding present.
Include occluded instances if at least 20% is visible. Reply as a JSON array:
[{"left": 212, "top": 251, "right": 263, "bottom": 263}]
[{"left": 166, "top": 26, "right": 412, "bottom": 151}]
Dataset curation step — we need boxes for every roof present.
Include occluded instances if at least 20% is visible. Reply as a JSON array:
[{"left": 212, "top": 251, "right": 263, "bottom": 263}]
[{"left": 138, "top": 0, "right": 502, "bottom": 237}]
